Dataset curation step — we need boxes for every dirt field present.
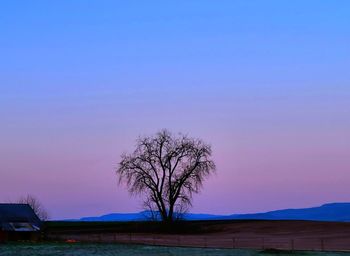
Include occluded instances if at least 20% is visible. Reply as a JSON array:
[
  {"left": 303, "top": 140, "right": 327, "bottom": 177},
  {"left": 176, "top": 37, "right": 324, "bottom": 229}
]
[{"left": 45, "top": 220, "right": 350, "bottom": 252}]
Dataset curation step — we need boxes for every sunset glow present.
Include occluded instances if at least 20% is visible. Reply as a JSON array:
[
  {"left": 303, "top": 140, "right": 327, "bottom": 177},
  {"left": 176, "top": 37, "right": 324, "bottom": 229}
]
[{"left": 1, "top": 1, "right": 349, "bottom": 219}]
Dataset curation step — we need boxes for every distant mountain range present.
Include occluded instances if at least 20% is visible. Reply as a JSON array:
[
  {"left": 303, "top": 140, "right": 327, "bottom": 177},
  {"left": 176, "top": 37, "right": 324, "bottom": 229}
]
[{"left": 77, "top": 203, "right": 350, "bottom": 222}]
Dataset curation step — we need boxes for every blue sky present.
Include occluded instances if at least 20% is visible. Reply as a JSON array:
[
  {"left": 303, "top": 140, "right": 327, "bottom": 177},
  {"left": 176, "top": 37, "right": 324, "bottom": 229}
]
[{"left": 0, "top": 1, "right": 349, "bottom": 219}]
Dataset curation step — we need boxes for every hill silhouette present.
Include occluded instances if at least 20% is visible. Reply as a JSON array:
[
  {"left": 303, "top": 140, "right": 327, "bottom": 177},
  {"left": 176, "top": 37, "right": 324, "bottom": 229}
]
[{"left": 77, "top": 203, "right": 350, "bottom": 222}]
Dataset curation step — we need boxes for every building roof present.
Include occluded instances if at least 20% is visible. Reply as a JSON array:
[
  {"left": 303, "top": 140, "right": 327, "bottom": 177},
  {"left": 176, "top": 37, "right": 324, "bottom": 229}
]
[{"left": 0, "top": 204, "right": 42, "bottom": 231}]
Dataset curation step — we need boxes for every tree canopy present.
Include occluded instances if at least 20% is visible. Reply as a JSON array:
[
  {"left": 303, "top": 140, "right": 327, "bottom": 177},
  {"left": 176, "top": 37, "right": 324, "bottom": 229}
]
[{"left": 117, "top": 130, "right": 215, "bottom": 222}]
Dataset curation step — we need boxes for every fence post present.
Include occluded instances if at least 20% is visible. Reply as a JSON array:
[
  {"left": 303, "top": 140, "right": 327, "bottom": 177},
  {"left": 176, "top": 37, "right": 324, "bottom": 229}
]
[
  {"left": 262, "top": 238, "right": 265, "bottom": 250},
  {"left": 321, "top": 238, "right": 325, "bottom": 251}
]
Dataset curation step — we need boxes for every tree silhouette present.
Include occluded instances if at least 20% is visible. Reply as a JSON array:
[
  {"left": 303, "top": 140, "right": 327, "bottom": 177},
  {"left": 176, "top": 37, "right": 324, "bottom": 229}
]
[
  {"left": 18, "top": 194, "right": 49, "bottom": 221},
  {"left": 117, "top": 130, "right": 215, "bottom": 222}
]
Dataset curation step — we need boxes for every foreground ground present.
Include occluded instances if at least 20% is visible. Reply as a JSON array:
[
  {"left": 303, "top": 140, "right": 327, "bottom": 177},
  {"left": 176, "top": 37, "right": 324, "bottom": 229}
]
[
  {"left": 1, "top": 243, "right": 350, "bottom": 256},
  {"left": 45, "top": 220, "right": 350, "bottom": 251},
  {"left": 46, "top": 219, "right": 350, "bottom": 238}
]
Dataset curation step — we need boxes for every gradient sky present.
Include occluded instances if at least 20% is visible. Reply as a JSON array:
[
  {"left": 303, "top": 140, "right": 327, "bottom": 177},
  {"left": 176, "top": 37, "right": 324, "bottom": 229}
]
[{"left": 1, "top": 1, "right": 349, "bottom": 219}]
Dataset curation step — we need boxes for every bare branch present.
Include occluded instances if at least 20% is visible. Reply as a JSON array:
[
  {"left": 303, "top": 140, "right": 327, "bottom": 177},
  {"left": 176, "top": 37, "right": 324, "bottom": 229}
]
[
  {"left": 18, "top": 194, "right": 50, "bottom": 221},
  {"left": 116, "top": 129, "right": 215, "bottom": 222}
]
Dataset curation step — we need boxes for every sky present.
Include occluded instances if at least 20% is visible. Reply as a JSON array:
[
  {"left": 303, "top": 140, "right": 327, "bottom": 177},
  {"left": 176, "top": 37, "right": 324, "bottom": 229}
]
[{"left": 0, "top": 1, "right": 349, "bottom": 219}]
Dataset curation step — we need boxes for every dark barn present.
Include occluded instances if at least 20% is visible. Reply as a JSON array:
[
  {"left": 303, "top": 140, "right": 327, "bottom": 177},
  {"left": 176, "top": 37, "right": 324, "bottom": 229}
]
[{"left": 0, "top": 204, "right": 42, "bottom": 242}]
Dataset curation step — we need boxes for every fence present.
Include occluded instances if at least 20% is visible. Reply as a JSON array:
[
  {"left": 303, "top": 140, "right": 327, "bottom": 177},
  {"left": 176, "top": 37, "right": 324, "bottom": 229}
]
[{"left": 47, "top": 232, "right": 350, "bottom": 252}]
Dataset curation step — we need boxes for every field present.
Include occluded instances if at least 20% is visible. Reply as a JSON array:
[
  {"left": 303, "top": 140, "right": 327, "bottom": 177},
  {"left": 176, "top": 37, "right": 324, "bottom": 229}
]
[
  {"left": 1, "top": 243, "right": 350, "bottom": 256},
  {"left": 44, "top": 220, "right": 350, "bottom": 251}
]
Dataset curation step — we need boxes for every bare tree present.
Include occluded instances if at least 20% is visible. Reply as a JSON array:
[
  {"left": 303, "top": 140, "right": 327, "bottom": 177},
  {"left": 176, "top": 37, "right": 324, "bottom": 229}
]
[
  {"left": 117, "top": 130, "right": 215, "bottom": 223},
  {"left": 18, "top": 194, "right": 49, "bottom": 221}
]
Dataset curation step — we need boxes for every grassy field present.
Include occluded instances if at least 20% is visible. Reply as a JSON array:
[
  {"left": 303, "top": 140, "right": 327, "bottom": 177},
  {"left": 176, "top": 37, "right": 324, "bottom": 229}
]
[{"left": 0, "top": 243, "right": 350, "bottom": 256}]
